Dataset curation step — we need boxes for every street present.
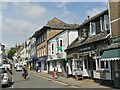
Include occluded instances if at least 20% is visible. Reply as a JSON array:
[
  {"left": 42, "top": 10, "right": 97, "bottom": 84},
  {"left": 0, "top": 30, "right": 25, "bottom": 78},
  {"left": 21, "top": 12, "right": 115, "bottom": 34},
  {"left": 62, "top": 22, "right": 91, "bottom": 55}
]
[{"left": 2, "top": 69, "right": 73, "bottom": 88}]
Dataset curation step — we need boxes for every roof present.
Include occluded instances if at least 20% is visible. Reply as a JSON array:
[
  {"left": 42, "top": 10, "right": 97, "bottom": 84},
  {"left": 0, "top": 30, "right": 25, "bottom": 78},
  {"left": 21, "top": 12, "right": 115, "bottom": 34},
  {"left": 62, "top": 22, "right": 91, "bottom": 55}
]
[
  {"left": 104, "top": 42, "right": 120, "bottom": 50},
  {"left": 78, "top": 9, "right": 108, "bottom": 28},
  {"left": 67, "top": 32, "right": 109, "bottom": 50},
  {"left": 32, "top": 17, "right": 79, "bottom": 37}
]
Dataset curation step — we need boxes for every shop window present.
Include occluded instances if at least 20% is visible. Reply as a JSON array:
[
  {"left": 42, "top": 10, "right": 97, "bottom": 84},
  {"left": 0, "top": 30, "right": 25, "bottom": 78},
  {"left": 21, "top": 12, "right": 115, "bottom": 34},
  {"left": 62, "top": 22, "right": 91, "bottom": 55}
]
[
  {"left": 88, "top": 58, "right": 90, "bottom": 69},
  {"left": 106, "top": 61, "right": 108, "bottom": 69},
  {"left": 101, "top": 61, "right": 105, "bottom": 68},
  {"left": 93, "top": 59, "right": 96, "bottom": 70},
  {"left": 97, "top": 59, "right": 100, "bottom": 68},
  {"left": 84, "top": 59, "right": 87, "bottom": 69},
  {"left": 100, "top": 61, "right": 109, "bottom": 69}
]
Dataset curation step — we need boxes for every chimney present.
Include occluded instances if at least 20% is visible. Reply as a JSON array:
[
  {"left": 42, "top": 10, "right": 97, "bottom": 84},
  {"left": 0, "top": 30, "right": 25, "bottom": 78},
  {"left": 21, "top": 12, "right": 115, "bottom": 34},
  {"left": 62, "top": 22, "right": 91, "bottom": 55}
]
[{"left": 87, "top": 15, "right": 90, "bottom": 20}]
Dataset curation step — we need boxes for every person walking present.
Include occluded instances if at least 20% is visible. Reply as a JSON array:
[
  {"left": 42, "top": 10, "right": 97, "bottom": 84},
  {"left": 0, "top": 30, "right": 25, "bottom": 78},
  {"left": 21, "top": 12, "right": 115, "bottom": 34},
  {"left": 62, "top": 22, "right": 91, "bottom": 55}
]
[
  {"left": 36, "top": 63, "right": 39, "bottom": 72},
  {"left": 21, "top": 64, "right": 28, "bottom": 80}
]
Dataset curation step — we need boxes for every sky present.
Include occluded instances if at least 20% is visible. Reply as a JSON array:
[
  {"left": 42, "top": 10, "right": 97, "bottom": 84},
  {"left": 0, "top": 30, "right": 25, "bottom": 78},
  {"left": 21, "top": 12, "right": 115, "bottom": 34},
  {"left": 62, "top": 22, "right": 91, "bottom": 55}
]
[{"left": 1, "top": 0, "right": 108, "bottom": 50}]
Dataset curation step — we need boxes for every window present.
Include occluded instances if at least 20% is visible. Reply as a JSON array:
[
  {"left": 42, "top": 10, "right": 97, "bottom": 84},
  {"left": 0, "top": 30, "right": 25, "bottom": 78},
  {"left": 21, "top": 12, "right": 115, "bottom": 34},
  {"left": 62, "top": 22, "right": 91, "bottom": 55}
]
[
  {"left": 44, "top": 46, "right": 46, "bottom": 55},
  {"left": 56, "top": 39, "right": 59, "bottom": 53},
  {"left": 100, "top": 16, "right": 104, "bottom": 32},
  {"left": 97, "top": 59, "right": 100, "bottom": 68},
  {"left": 101, "top": 61, "right": 105, "bottom": 68},
  {"left": 51, "top": 43, "right": 54, "bottom": 54},
  {"left": 106, "top": 61, "right": 108, "bottom": 69},
  {"left": 101, "top": 61, "right": 109, "bottom": 69},
  {"left": 90, "top": 22, "right": 96, "bottom": 36},
  {"left": 56, "top": 38, "right": 63, "bottom": 53},
  {"left": 59, "top": 39, "right": 63, "bottom": 52},
  {"left": 104, "top": 15, "right": 110, "bottom": 33},
  {"left": 93, "top": 59, "right": 96, "bottom": 70},
  {"left": 84, "top": 59, "right": 87, "bottom": 69}
]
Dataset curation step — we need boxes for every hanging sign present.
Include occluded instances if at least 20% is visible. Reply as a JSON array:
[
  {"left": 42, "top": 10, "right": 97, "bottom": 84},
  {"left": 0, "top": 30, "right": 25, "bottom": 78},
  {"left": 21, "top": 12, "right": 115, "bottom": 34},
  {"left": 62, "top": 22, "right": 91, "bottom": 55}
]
[{"left": 57, "top": 46, "right": 62, "bottom": 50}]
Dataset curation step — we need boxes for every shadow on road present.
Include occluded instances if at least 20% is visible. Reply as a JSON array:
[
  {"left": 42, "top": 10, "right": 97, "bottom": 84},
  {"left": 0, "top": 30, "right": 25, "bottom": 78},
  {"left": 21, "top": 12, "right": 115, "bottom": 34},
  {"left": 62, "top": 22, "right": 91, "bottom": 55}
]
[{"left": 2, "top": 82, "right": 14, "bottom": 88}]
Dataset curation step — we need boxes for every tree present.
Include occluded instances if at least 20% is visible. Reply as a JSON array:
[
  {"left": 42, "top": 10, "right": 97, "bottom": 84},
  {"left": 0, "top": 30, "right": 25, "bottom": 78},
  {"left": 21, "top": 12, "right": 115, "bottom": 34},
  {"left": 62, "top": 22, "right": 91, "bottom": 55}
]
[{"left": 8, "top": 47, "right": 16, "bottom": 60}]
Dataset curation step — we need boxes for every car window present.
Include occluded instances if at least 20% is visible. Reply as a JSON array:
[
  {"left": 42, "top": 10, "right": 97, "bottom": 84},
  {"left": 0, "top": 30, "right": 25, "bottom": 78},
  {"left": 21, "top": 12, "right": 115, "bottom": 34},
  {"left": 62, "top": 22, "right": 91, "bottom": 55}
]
[
  {"left": 0, "top": 68, "right": 7, "bottom": 73},
  {"left": 0, "top": 68, "right": 2, "bottom": 74}
]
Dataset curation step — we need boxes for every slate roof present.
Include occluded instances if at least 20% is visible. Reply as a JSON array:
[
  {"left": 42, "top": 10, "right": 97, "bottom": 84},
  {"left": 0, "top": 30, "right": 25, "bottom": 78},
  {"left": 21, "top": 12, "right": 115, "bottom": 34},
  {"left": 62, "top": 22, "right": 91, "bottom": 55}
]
[
  {"left": 67, "top": 32, "right": 110, "bottom": 50},
  {"left": 78, "top": 9, "right": 108, "bottom": 28},
  {"left": 105, "top": 42, "right": 120, "bottom": 50},
  {"left": 32, "top": 17, "right": 79, "bottom": 37}
]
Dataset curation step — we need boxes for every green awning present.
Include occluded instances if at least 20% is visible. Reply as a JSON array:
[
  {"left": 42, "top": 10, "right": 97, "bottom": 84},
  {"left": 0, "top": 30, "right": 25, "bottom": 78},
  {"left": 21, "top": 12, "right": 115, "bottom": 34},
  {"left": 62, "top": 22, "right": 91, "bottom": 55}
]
[
  {"left": 46, "top": 58, "right": 67, "bottom": 62},
  {"left": 101, "top": 48, "right": 120, "bottom": 61}
]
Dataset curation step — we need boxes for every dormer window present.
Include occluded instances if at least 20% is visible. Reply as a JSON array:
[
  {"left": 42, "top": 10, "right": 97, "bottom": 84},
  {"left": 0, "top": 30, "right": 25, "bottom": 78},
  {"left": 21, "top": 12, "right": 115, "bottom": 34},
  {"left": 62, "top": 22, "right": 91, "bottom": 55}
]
[
  {"left": 104, "top": 15, "right": 110, "bottom": 33},
  {"left": 100, "top": 15, "right": 110, "bottom": 33},
  {"left": 90, "top": 22, "right": 96, "bottom": 36}
]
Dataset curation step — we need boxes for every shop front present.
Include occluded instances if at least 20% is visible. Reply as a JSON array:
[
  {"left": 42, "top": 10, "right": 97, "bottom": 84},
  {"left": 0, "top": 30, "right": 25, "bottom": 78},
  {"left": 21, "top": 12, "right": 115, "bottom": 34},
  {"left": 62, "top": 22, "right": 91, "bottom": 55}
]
[
  {"left": 36, "top": 56, "right": 48, "bottom": 72},
  {"left": 47, "top": 58, "right": 68, "bottom": 77},
  {"left": 101, "top": 48, "right": 120, "bottom": 88}
]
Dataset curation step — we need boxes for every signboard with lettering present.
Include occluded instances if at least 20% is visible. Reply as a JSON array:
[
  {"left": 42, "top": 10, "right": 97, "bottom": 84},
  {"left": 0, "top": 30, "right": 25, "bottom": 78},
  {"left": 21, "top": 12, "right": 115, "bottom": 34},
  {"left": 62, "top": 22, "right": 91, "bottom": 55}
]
[{"left": 81, "top": 28, "right": 88, "bottom": 38}]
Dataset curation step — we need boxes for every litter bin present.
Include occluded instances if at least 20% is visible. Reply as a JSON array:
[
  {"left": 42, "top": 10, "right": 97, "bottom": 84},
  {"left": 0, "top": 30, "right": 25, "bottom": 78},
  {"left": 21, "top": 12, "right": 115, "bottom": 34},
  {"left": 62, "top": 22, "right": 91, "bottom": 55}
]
[{"left": 114, "top": 77, "right": 120, "bottom": 89}]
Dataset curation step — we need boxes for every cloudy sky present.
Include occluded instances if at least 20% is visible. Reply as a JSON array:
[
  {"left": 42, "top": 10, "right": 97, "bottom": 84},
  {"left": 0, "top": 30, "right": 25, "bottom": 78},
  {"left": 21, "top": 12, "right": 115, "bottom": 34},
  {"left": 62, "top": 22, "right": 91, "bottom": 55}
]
[{"left": 1, "top": 0, "right": 108, "bottom": 50}]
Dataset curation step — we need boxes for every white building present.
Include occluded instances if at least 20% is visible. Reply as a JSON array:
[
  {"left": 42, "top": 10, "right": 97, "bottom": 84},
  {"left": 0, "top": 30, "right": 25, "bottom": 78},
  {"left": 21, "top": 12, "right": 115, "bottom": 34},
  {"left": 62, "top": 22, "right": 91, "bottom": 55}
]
[
  {"left": 0, "top": 43, "right": 6, "bottom": 65},
  {"left": 47, "top": 29, "right": 78, "bottom": 77}
]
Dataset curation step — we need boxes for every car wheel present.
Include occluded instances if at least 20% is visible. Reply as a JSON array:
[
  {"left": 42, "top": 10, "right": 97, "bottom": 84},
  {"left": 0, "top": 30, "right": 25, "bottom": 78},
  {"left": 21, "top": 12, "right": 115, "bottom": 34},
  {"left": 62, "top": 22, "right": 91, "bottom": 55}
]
[{"left": 7, "top": 81, "right": 10, "bottom": 87}]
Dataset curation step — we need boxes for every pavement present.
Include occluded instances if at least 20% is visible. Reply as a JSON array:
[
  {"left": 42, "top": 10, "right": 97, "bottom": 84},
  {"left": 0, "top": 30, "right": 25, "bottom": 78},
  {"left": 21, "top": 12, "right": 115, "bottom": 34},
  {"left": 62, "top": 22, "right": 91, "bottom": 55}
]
[{"left": 29, "top": 70, "right": 113, "bottom": 88}]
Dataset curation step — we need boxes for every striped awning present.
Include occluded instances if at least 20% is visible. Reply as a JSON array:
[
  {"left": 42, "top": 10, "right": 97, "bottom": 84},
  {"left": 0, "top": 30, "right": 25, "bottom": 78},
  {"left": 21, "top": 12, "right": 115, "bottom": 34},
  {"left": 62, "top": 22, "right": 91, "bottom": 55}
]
[{"left": 100, "top": 48, "right": 120, "bottom": 61}]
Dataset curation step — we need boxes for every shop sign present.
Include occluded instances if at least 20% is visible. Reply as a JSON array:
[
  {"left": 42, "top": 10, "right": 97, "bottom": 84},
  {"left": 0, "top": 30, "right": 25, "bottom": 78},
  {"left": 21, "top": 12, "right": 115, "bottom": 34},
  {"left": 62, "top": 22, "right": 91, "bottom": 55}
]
[
  {"left": 81, "top": 28, "right": 88, "bottom": 38},
  {"left": 78, "top": 45, "right": 94, "bottom": 52},
  {"left": 57, "top": 46, "right": 62, "bottom": 51},
  {"left": 100, "top": 72, "right": 106, "bottom": 78}
]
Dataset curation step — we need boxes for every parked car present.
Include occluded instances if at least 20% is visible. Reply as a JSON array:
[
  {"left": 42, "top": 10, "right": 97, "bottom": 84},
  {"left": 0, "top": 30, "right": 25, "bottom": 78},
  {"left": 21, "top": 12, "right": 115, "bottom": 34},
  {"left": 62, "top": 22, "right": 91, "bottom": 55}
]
[
  {"left": 3, "top": 64, "right": 12, "bottom": 71},
  {"left": 16, "top": 65, "right": 22, "bottom": 71},
  {"left": 0, "top": 66, "right": 13, "bottom": 86}
]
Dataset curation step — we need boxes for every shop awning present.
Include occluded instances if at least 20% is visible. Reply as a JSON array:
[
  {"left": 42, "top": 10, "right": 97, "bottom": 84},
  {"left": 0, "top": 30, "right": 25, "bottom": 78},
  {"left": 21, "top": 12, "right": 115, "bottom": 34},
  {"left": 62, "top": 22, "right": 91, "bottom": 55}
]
[
  {"left": 101, "top": 48, "right": 120, "bottom": 61},
  {"left": 46, "top": 58, "right": 67, "bottom": 62},
  {"left": 36, "top": 56, "right": 48, "bottom": 62}
]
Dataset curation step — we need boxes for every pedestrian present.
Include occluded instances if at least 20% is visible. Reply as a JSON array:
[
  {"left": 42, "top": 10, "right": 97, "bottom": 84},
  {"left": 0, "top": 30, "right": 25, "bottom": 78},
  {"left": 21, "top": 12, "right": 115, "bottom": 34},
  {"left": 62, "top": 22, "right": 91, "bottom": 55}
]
[
  {"left": 54, "top": 67, "right": 58, "bottom": 79},
  {"left": 36, "top": 63, "right": 38, "bottom": 72},
  {"left": 21, "top": 64, "right": 28, "bottom": 80}
]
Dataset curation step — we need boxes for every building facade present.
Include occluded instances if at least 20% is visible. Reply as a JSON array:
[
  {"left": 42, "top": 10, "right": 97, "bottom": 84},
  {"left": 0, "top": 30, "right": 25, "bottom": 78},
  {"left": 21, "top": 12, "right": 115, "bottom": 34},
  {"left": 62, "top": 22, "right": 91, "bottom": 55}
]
[
  {"left": 33, "top": 17, "right": 69, "bottom": 72},
  {"left": 47, "top": 27, "right": 78, "bottom": 77},
  {"left": 0, "top": 43, "right": 6, "bottom": 65},
  {"left": 66, "top": 10, "right": 111, "bottom": 80},
  {"left": 100, "top": 0, "right": 120, "bottom": 88}
]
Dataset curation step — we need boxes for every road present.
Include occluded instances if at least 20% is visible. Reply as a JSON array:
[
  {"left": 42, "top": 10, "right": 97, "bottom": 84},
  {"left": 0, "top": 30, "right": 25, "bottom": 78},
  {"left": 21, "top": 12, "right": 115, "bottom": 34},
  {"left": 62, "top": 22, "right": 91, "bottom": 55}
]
[{"left": 2, "top": 69, "right": 73, "bottom": 88}]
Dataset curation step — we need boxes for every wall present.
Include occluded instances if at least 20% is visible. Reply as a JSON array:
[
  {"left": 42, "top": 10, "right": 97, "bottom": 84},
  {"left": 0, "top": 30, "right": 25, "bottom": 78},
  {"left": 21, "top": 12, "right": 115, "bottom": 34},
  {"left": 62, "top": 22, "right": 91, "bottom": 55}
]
[
  {"left": 69, "top": 31, "right": 78, "bottom": 45},
  {"left": 47, "top": 29, "right": 63, "bottom": 41},
  {"left": 109, "top": 1, "right": 120, "bottom": 37},
  {"left": 48, "top": 30, "right": 68, "bottom": 60}
]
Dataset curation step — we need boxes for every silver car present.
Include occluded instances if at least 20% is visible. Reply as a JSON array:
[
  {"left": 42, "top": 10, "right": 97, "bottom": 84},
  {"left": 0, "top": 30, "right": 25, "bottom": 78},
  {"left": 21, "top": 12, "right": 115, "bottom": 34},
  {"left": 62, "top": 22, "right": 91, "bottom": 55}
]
[{"left": 0, "top": 66, "right": 13, "bottom": 86}]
